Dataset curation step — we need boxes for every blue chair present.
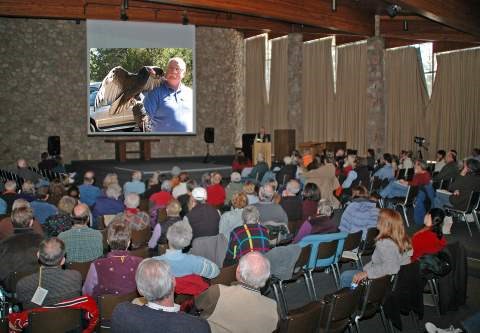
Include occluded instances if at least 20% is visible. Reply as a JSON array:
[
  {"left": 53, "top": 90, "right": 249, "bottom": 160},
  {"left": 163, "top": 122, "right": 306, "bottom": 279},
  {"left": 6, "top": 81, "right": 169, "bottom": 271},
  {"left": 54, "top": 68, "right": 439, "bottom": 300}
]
[{"left": 298, "top": 232, "right": 348, "bottom": 296}]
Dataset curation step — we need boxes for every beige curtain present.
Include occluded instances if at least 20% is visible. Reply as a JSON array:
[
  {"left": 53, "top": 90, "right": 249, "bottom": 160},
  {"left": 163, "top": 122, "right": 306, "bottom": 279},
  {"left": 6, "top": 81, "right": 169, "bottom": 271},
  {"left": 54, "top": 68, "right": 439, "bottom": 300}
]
[
  {"left": 426, "top": 48, "right": 480, "bottom": 159},
  {"left": 302, "top": 38, "right": 335, "bottom": 142},
  {"left": 245, "top": 35, "right": 267, "bottom": 132},
  {"left": 268, "top": 37, "right": 289, "bottom": 131},
  {"left": 385, "top": 47, "right": 429, "bottom": 155},
  {"left": 334, "top": 42, "right": 368, "bottom": 153}
]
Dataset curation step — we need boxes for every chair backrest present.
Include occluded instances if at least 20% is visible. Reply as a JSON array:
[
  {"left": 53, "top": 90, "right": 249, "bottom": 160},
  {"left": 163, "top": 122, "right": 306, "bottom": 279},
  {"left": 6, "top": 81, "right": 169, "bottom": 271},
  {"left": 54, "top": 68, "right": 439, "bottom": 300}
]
[
  {"left": 405, "top": 168, "right": 414, "bottom": 181},
  {"left": 370, "top": 177, "right": 383, "bottom": 193},
  {"left": 65, "top": 261, "right": 92, "bottom": 282},
  {"left": 130, "top": 227, "right": 152, "bottom": 248},
  {"left": 397, "top": 169, "right": 406, "bottom": 180},
  {"left": 5, "top": 270, "right": 35, "bottom": 293},
  {"left": 321, "top": 288, "right": 362, "bottom": 332},
  {"left": 342, "top": 231, "right": 363, "bottom": 252},
  {"left": 440, "top": 178, "right": 453, "bottom": 190},
  {"left": 101, "top": 229, "right": 109, "bottom": 251},
  {"left": 288, "top": 219, "right": 303, "bottom": 236},
  {"left": 292, "top": 245, "right": 312, "bottom": 278},
  {"left": 26, "top": 308, "right": 82, "bottom": 333},
  {"left": 98, "top": 291, "right": 139, "bottom": 324},
  {"left": 210, "top": 264, "right": 238, "bottom": 286},
  {"left": 316, "top": 240, "right": 339, "bottom": 267},
  {"left": 299, "top": 232, "right": 348, "bottom": 269},
  {"left": 358, "top": 276, "right": 392, "bottom": 318},
  {"left": 405, "top": 186, "right": 419, "bottom": 205},
  {"left": 360, "top": 227, "right": 379, "bottom": 257},
  {"left": 466, "top": 191, "right": 480, "bottom": 213},
  {"left": 128, "top": 246, "right": 150, "bottom": 258},
  {"left": 432, "top": 180, "right": 443, "bottom": 190},
  {"left": 278, "top": 301, "right": 323, "bottom": 333}
]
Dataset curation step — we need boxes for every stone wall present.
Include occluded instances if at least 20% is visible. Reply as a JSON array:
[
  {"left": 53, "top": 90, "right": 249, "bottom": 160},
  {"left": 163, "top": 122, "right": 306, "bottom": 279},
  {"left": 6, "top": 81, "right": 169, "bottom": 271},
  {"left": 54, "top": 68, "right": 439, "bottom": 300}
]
[
  {"left": 0, "top": 18, "right": 244, "bottom": 168},
  {"left": 287, "top": 33, "right": 303, "bottom": 145}
]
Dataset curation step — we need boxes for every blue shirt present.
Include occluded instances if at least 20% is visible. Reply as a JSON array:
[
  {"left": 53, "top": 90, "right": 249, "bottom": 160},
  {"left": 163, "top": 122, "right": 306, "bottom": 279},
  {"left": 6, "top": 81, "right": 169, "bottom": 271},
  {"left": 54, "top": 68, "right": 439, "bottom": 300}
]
[
  {"left": 30, "top": 200, "right": 58, "bottom": 224},
  {"left": 123, "top": 181, "right": 146, "bottom": 195},
  {"left": 0, "top": 198, "right": 6, "bottom": 215},
  {"left": 79, "top": 184, "right": 102, "bottom": 207},
  {"left": 154, "top": 249, "right": 219, "bottom": 279},
  {"left": 373, "top": 164, "right": 395, "bottom": 181},
  {"left": 144, "top": 82, "right": 193, "bottom": 132}
]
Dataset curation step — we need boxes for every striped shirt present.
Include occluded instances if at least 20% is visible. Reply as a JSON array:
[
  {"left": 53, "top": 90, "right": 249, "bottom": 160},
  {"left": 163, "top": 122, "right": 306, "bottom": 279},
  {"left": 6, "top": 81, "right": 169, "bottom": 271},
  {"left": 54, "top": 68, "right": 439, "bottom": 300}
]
[{"left": 225, "top": 224, "right": 269, "bottom": 264}]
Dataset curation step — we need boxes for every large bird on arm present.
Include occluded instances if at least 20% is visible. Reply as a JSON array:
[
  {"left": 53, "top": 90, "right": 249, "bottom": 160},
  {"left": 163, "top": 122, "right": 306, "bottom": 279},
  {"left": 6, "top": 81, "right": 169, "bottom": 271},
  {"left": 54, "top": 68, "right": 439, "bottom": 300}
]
[{"left": 95, "top": 66, "right": 164, "bottom": 129}]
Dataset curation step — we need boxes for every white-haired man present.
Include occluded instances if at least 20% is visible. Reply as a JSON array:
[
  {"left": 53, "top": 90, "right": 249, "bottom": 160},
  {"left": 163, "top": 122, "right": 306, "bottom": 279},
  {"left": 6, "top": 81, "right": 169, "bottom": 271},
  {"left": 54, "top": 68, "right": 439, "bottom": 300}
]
[
  {"left": 144, "top": 57, "right": 193, "bottom": 132},
  {"left": 123, "top": 170, "right": 145, "bottom": 195},
  {"left": 196, "top": 252, "right": 278, "bottom": 333},
  {"left": 253, "top": 184, "right": 288, "bottom": 224},
  {"left": 92, "top": 184, "right": 124, "bottom": 228},
  {"left": 1, "top": 180, "right": 20, "bottom": 214},
  {"left": 112, "top": 259, "right": 210, "bottom": 333},
  {"left": 279, "top": 179, "right": 303, "bottom": 221}
]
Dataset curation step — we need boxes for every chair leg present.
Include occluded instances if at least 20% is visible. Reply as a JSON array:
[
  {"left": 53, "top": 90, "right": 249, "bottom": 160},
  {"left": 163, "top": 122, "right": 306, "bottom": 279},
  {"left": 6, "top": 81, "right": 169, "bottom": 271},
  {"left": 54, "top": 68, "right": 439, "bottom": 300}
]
[
  {"left": 463, "top": 213, "right": 473, "bottom": 237},
  {"left": 278, "top": 281, "right": 289, "bottom": 316},
  {"left": 402, "top": 205, "right": 410, "bottom": 228},
  {"left": 379, "top": 306, "right": 389, "bottom": 333},
  {"left": 272, "top": 283, "right": 287, "bottom": 318},
  {"left": 303, "top": 273, "right": 314, "bottom": 301},
  {"left": 308, "top": 270, "right": 317, "bottom": 300},
  {"left": 354, "top": 316, "right": 361, "bottom": 333},
  {"left": 331, "top": 264, "right": 340, "bottom": 289},
  {"left": 472, "top": 211, "right": 480, "bottom": 232}
]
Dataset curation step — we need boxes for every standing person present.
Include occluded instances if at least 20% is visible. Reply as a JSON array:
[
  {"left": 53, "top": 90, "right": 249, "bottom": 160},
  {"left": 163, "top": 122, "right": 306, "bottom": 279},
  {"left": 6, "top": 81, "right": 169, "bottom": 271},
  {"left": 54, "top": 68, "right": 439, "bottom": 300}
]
[
  {"left": 254, "top": 127, "right": 270, "bottom": 143},
  {"left": 144, "top": 57, "right": 193, "bottom": 132}
]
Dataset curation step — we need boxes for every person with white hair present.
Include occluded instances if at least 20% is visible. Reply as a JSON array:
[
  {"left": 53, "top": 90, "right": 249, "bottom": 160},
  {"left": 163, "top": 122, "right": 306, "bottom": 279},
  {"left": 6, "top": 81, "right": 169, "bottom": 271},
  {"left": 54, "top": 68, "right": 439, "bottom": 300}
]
[
  {"left": 149, "top": 180, "right": 173, "bottom": 207},
  {"left": 252, "top": 183, "right": 288, "bottom": 224},
  {"left": 112, "top": 259, "right": 210, "bottom": 333},
  {"left": 143, "top": 57, "right": 193, "bottom": 133},
  {"left": 0, "top": 199, "right": 44, "bottom": 240},
  {"left": 275, "top": 155, "right": 297, "bottom": 187},
  {"left": 153, "top": 220, "right": 219, "bottom": 279},
  {"left": 279, "top": 179, "right": 303, "bottom": 221},
  {"left": 185, "top": 187, "right": 221, "bottom": 239},
  {"left": 224, "top": 172, "right": 243, "bottom": 206},
  {"left": 92, "top": 183, "right": 124, "bottom": 228},
  {"left": 112, "top": 193, "right": 150, "bottom": 235},
  {"left": 123, "top": 170, "right": 145, "bottom": 195},
  {"left": 15, "top": 158, "right": 42, "bottom": 183},
  {"left": 293, "top": 199, "right": 338, "bottom": 243},
  {"left": 206, "top": 172, "right": 226, "bottom": 207},
  {"left": 196, "top": 251, "right": 278, "bottom": 333},
  {"left": 1, "top": 180, "right": 20, "bottom": 214}
]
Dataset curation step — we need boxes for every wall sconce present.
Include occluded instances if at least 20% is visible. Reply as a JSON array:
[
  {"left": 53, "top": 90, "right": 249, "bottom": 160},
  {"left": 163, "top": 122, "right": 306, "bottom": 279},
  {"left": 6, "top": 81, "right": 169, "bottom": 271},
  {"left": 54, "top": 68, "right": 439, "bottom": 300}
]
[
  {"left": 182, "top": 11, "right": 189, "bottom": 25},
  {"left": 120, "top": 0, "right": 128, "bottom": 21}
]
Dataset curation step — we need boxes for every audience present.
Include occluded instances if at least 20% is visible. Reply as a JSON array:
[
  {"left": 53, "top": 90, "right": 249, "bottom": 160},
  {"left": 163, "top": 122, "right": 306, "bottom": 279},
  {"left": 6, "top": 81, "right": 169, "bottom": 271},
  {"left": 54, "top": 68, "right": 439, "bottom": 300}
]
[
  {"left": 247, "top": 153, "right": 269, "bottom": 183},
  {"left": 15, "top": 158, "right": 41, "bottom": 183},
  {"left": 0, "top": 207, "right": 43, "bottom": 289},
  {"left": 380, "top": 159, "right": 431, "bottom": 199},
  {"left": 243, "top": 181, "right": 259, "bottom": 205},
  {"left": 373, "top": 153, "right": 395, "bottom": 182},
  {"left": 279, "top": 179, "right": 303, "bottom": 221},
  {"left": 154, "top": 220, "right": 219, "bottom": 279},
  {"left": 148, "top": 199, "right": 183, "bottom": 248},
  {"left": 411, "top": 208, "right": 447, "bottom": 262},
  {"left": 302, "top": 182, "right": 321, "bottom": 221},
  {"left": 253, "top": 184, "right": 288, "bottom": 224},
  {"left": 293, "top": 199, "right": 338, "bottom": 243},
  {"left": 224, "top": 205, "right": 269, "bottom": 266},
  {"left": 275, "top": 156, "right": 297, "bottom": 187},
  {"left": 172, "top": 172, "right": 190, "bottom": 199},
  {"left": 113, "top": 193, "right": 150, "bottom": 232},
  {"left": 305, "top": 155, "right": 341, "bottom": 208},
  {"left": 102, "top": 173, "right": 119, "bottom": 191},
  {"left": 224, "top": 172, "right": 243, "bottom": 206},
  {"left": 432, "top": 150, "right": 459, "bottom": 183},
  {"left": 219, "top": 191, "right": 248, "bottom": 240},
  {"left": 92, "top": 183, "right": 124, "bottom": 227},
  {"left": 43, "top": 195, "right": 76, "bottom": 237},
  {"left": 112, "top": 259, "right": 210, "bottom": 333},
  {"left": 339, "top": 186, "right": 379, "bottom": 240},
  {"left": 340, "top": 208, "right": 412, "bottom": 288},
  {"left": 196, "top": 252, "right": 278, "bottom": 333},
  {"left": 149, "top": 180, "right": 173, "bottom": 207},
  {"left": 185, "top": 187, "right": 220, "bottom": 239},
  {"left": 17, "top": 180, "right": 36, "bottom": 202},
  {"left": 206, "top": 172, "right": 226, "bottom": 207},
  {"left": 434, "top": 150, "right": 447, "bottom": 173},
  {"left": 0, "top": 199, "right": 44, "bottom": 240},
  {"left": 58, "top": 203, "right": 103, "bottom": 263},
  {"left": 83, "top": 221, "right": 143, "bottom": 298},
  {"left": 16, "top": 237, "right": 82, "bottom": 309},
  {"left": 30, "top": 186, "right": 58, "bottom": 224},
  {"left": 1, "top": 180, "right": 20, "bottom": 214},
  {"left": 124, "top": 170, "right": 146, "bottom": 195},
  {"left": 78, "top": 171, "right": 102, "bottom": 208},
  {"left": 47, "top": 179, "right": 65, "bottom": 206},
  {"left": 399, "top": 150, "right": 414, "bottom": 170}
]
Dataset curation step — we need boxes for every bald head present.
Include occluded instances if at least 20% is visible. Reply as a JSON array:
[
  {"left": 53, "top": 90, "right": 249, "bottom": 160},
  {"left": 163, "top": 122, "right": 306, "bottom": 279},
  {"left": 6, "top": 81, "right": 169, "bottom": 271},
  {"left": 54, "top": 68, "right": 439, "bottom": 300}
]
[
  {"left": 17, "top": 159, "right": 27, "bottom": 169},
  {"left": 236, "top": 252, "right": 271, "bottom": 289},
  {"left": 73, "top": 203, "right": 90, "bottom": 225},
  {"left": 83, "top": 171, "right": 95, "bottom": 184}
]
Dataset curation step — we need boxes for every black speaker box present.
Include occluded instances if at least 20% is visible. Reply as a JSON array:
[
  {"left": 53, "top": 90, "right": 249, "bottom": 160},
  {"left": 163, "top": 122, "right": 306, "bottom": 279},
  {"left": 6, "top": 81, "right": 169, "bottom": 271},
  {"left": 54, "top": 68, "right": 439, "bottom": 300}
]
[
  {"left": 204, "top": 127, "right": 215, "bottom": 143},
  {"left": 48, "top": 136, "right": 61, "bottom": 156}
]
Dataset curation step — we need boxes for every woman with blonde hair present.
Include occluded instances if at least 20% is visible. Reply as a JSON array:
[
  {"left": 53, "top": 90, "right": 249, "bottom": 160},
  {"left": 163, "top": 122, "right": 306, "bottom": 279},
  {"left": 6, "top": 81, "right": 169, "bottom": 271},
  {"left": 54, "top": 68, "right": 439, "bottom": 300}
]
[{"left": 340, "top": 208, "right": 412, "bottom": 288}]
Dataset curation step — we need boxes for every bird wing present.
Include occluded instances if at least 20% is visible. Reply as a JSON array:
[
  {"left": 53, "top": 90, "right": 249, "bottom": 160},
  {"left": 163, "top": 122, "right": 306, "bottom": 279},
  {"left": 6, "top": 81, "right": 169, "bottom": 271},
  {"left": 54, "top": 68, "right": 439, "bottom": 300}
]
[
  {"left": 95, "top": 66, "right": 131, "bottom": 109},
  {"left": 143, "top": 66, "right": 164, "bottom": 92}
]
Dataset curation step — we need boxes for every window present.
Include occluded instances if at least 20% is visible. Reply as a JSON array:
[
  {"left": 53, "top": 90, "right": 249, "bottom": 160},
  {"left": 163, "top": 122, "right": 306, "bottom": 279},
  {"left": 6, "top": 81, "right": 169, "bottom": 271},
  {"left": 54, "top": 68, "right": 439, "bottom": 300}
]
[{"left": 416, "top": 42, "right": 436, "bottom": 97}]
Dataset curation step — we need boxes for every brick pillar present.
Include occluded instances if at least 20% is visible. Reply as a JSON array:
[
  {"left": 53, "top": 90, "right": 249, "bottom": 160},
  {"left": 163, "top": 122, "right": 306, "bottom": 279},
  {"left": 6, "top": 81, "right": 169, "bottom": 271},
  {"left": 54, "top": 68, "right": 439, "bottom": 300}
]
[
  {"left": 366, "top": 36, "right": 386, "bottom": 155},
  {"left": 287, "top": 33, "right": 303, "bottom": 146}
]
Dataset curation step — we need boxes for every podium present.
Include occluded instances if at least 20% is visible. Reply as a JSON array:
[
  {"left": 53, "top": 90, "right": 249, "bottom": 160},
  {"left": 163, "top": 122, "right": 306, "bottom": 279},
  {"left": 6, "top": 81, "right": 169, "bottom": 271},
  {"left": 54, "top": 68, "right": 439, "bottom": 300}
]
[{"left": 253, "top": 142, "right": 272, "bottom": 167}]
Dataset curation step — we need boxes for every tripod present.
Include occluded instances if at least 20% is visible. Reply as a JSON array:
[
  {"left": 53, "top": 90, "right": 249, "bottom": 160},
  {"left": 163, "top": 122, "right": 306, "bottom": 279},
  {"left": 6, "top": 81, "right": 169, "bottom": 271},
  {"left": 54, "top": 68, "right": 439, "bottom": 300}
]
[
  {"left": 415, "top": 143, "right": 428, "bottom": 160},
  {"left": 203, "top": 143, "right": 214, "bottom": 163}
]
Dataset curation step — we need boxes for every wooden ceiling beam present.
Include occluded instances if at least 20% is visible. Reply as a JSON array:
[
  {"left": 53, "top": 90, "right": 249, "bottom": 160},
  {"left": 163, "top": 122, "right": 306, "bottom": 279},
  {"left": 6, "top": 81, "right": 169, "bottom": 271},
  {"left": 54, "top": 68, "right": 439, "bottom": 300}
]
[
  {"left": 390, "top": 0, "right": 480, "bottom": 37},
  {"left": 146, "top": 0, "right": 374, "bottom": 35}
]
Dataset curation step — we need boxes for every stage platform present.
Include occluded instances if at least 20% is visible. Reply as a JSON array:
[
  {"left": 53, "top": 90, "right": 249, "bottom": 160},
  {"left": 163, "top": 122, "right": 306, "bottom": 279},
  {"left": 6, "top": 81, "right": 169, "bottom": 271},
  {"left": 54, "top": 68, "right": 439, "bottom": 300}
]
[{"left": 68, "top": 155, "right": 234, "bottom": 185}]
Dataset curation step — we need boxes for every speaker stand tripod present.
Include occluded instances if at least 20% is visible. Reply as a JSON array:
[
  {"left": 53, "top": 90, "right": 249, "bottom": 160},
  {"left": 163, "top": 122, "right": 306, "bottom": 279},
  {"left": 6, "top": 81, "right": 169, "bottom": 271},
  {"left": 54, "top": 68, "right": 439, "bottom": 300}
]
[{"left": 203, "top": 143, "right": 214, "bottom": 163}]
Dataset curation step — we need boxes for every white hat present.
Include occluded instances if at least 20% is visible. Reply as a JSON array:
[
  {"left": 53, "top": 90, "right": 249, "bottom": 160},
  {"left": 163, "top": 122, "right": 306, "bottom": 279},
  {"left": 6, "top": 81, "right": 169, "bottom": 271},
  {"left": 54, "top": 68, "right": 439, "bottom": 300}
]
[
  {"left": 230, "top": 172, "right": 241, "bottom": 182},
  {"left": 171, "top": 166, "right": 182, "bottom": 176},
  {"left": 192, "top": 187, "right": 207, "bottom": 201}
]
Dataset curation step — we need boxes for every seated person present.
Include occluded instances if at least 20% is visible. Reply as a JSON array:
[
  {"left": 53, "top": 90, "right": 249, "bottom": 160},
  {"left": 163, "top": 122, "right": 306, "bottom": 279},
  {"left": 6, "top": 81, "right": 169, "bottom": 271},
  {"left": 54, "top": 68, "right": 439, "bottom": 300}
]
[
  {"left": 123, "top": 170, "right": 146, "bottom": 195},
  {"left": 302, "top": 183, "right": 321, "bottom": 221},
  {"left": 78, "top": 171, "right": 102, "bottom": 208},
  {"left": 17, "top": 180, "right": 36, "bottom": 202},
  {"left": 219, "top": 192, "right": 248, "bottom": 240},
  {"left": 243, "top": 181, "right": 259, "bottom": 205},
  {"left": 112, "top": 259, "right": 210, "bottom": 333},
  {"left": 246, "top": 153, "right": 269, "bottom": 183},
  {"left": 0, "top": 180, "right": 20, "bottom": 214},
  {"left": 43, "top": 195, "right": 76, "bottom": 237},
  {"left": 0, "top": 199, "right": 44, "bottom": 241},
  {"left": 153, "top": 220, "right": 219, "bottom": 279},
  {"left": 148, "top": 199, "right": 182, "bottom": 248},
  {"left": 206, "top": 172, "right": 226, "bottom": 207},
  {"left": 224, "top": 172, "right": 243, "bottom": 206},
  {"left": 275, "top": 156, "right": 297, "bottom": 187},
  {"left": 83, "top": 221, "right": 143, "bottom": 298},
  {"left": 149, "top": 180, "right": 173, "bottom": 207},
  {"left": 339, "top": 186, "right": 379, "bottom": 240},
  {"left": 30, "top": 186, "right": 58, "bottom": 224},
  {"left": 224, "top": 205, "right": 270, "bottom": 266},
  {"left": 434, "top": 158, "right": 480, "bottom": 210},
  {"left": 92, "top": 184, "right": 124, "bottom": 228},
  {"left": 372, "top": 153, "right": 395, "bottom": 182},
  {"left": 102, "top": 173, "right": 120, "bottom": 192},
  {"left": 279, "top": 179, "right": 303, "bottom": 221},
  {"left": 231, "top": 151, "right": 252, "bottom": 173},
  {"left": 16, "top": 237, "right": 82, "bottom": 309},
  {"left": 253, "top": 184, "right": 288, "bottom": 225},
  {"left": 113, "top": 193, "right": 150, "bottom": 231},
  {"left": 433, "top": 149, "right": 446, "bottom": 173},
  {"left": 432, "top": 150, "right": 459, "bottom": 183},
  {"left": 411, "top": 208, "right": 446, "bottom": 262},
  {"left": 399, "top": 150, "right": 414, "bottom": 170},
  {"left": 380, "top": 159, "right": 431, "bottom": 199},
  {"left": 196, "top": 252, "right": 278, "bottom": 333},
  {"left": 340, "top": 209, "right": 412, "bottom": 288},
  {"left": 58, "top": 203, "right": 103, "bottom": 263},
  {"left": 293, "top": 199, "right": 338, "bottom": 243},
  {"left": 185, "top": 187, "right": 220, "bottom": 239}
]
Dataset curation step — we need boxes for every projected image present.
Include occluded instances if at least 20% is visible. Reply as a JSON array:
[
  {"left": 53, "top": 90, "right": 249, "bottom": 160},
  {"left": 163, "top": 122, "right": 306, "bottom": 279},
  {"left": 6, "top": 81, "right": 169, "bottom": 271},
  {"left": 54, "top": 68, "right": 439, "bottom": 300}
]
[{"left": 89, "top": 48, "right": 193, "bottom": 134}]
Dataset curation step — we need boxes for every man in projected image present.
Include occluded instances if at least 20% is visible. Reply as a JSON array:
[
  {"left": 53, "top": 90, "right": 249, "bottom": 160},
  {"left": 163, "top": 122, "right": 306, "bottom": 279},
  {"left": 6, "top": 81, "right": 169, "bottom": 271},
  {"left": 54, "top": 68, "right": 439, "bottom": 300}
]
[{"left": 143, "top": 57, "right": 193, "bottom": 133}]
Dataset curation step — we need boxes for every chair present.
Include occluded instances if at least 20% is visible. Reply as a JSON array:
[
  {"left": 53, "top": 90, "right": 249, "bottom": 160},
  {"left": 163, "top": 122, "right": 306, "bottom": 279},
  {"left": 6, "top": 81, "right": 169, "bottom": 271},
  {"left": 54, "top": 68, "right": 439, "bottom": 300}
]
[
  {"left": 65, "top": 261, "right": 92, "bottom": 282},
  {"left": 405, "top": 168, "right": 414, "bottom": 181},
  {"left": 386, "top": 185, "right": 418, "bottom": 227},
  {"left": 445, "top": 191, "right": 480, "bottom": 237},
  {"left": 298, "top": 232, "right": 348, "bottom": 296},
  {"left": 354, "top": 276, "right": 392, "bottom": 333},
  {"left": 130, "top": 227, "right": 152, "bottom": 248},
  {"left": 128, "top": 246, "right": 150, "bottom": 258},
  {"left": 210, "top": 264, "right": 238, "bottom": 286},
  {"left": 277, "top": 301, "right": 323, "bottom": 333},
  {"left": 319, "top": 287, "right": 362, "bottom": 333},
  {"left": 397, "top": 168, "right": 406, "bottom": 180},
  {"left": 0, "top": 318, "right": 7, "bottom": 333},
  {"left": 440, "top": 177, "right": 453, "bottom": 190},
  {"left": 101, "top": 229, "right": 109, "bottom": 251},
  {"left": 340, "top": 230, "right": 363, "bottom": 269},
  {"left": 5, "top": 270, "right": 36, "bottom": 294},
  {"left": 271, "top": 245, "right": 313, "bottom": 317},
  {"left": 98, "top": 291, "right": 139, "bottom": 332},
  {"left": 25, "top": 308, "right": 82, "bottom": 333},
  {"left": 358, "top": 228, "right": 379, "bottom": 268},
  {"left": 432, "top": 179, "right": 443, "bottom": 190}
]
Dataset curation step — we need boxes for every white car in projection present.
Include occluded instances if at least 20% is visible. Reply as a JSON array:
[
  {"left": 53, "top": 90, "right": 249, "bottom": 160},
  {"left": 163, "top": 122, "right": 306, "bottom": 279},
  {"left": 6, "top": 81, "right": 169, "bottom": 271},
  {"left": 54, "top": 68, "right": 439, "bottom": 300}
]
[{"left": 89, "top": 85, "right": 137, "bottom": 133}]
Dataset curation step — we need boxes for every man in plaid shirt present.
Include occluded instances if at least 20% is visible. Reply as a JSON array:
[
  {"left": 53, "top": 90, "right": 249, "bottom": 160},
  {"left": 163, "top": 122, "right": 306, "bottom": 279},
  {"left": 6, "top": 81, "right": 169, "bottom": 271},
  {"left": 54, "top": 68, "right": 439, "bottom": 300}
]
[{"left": 224, "top": 205, "right": 270, "bottom": 266}]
